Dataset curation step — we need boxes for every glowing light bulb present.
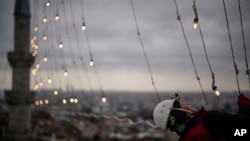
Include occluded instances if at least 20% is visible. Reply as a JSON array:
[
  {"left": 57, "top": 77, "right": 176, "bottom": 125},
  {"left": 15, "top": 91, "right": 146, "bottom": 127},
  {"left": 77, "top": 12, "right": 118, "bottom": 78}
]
[
  {"left": 212, "top": 85, "right": 220, "bottom": 96},
  {"left": 89, "top": 58, "right": 94, "bottom": 66},
  {"left": 74, "top": 98, "right": 78, "bottom": 104},
  {"left": 59, "top": 42, "right": 63, "bottom": 48},
  {"left": 70, "top": 98, "right": 74, "bottom": 103},
  {"left": 43, "top": 56, "right": 48, "bottom": 62},
  {"left": 62, "top": 99, "right": 67, "bottom": 104},
  {"left": 46, "top": 1, "right": 50, "bottom": 7},
  {"left": 32, "top": 69, "right": 37, "bottom": 76},
  {"left": 81, "top": 23, "right": 86, "bottom": 30},
  {"left": 43, "top": 35, "right": 47, "bottom": 41},
  {"left": 36, "top": 63, "right": 40, "bottom": 69},
  {"left": 34, "top": 26, "right": 38, "bottom": 31},
  {"left": 45, "top": 99, "right": 49, "bottom": 104},
  {"left": 64, "top": 70, "right": 68, "bottom": 77},
  {"left": 193, "top": 16, "right": 199, "bottom": 29},
  {"left": 215, "top": 89, "right": 220, "bottom": 96},
  {"left": 101, "top": 96, "right": 107, "bottom": 103},
  {"left": 39, "top": 81, "right": 43, "bottom": 87},
  {"left": 39, "top": 100, "right": 43, "bottom": 105},
  {"left": 32, "top": 50, "right": 38, "bottom": 57},
  {"left": 34, "top": 83, "right": 39, "bottom": 90},
  {"left": 48, "top": 77, "right": 52, "bottom": 84},
  {"left": 55, "top": 14, "right": 59, "bottom": 20},
  {"left": 43, "top": 17, "right": 48, "bottom": 23},
  {"left": 54, "top": 90, "right": 58, "bottom": 95},
  {"left": 35, "top": 101, "right": 39, "bottom": 106}
]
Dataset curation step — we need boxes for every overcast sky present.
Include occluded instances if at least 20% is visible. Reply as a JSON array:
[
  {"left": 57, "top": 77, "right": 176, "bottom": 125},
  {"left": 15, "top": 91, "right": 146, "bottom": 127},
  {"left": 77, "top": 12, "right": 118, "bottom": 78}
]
[{"left": 1, "top": 0, "right": 250, "bottom": 94}]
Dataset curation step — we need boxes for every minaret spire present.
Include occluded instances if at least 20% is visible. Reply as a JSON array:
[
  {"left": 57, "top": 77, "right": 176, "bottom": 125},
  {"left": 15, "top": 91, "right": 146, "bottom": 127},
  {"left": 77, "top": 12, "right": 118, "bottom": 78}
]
[{"left": 4, "top": 0, "right": 35, "bottom": 140}]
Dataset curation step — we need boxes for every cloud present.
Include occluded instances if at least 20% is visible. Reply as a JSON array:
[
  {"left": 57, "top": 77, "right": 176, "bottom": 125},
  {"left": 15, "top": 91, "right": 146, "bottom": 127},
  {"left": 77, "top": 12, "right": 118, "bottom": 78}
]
[{"left": 0, "top": 0, "right": 250, "bottom": 92}]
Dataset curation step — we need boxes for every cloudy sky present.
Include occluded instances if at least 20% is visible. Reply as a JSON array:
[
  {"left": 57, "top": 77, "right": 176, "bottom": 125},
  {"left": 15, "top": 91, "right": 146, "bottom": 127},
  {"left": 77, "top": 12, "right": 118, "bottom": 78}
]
[{"left": 0, "top": 0, "right": 250, "bottom": 94}]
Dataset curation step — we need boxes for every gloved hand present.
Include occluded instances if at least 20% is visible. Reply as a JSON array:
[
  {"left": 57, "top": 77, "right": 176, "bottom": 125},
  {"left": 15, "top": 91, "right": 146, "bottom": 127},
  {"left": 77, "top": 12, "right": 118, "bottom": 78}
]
[{"left": 237, "top": 94, "right": 250, "bottom": 106}]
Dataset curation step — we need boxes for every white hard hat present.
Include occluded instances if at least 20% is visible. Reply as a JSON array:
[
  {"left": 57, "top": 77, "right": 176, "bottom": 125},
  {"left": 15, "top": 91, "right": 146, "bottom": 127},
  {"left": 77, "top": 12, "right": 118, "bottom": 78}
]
[{"left": 153, "top": 99, "right": 175, "bottom": 129}]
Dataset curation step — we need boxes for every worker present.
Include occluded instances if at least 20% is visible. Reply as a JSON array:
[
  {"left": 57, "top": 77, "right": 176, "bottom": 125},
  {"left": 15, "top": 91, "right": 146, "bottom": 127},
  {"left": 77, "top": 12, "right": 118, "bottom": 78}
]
[{"left": 153, "top": 93, "right": 250, "bottom": 141}]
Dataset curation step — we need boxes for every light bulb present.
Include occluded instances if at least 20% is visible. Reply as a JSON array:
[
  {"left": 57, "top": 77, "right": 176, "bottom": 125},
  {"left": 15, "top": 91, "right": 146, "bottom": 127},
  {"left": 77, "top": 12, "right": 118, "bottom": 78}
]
[
  {"left": 215, "top": 89, "right": 220, "bottom": 96},
  {"left": 39, "top": 81, "right": 43, "bottom": 87},
  {"left": 45, "top": 99, "right": 49, "bottom": 104},
  {"left": 89, "top": 58, "right": 94, "bottom": 66},
  {"left": 32, "top": 69, "right": 37, "bottom": 76},
  {"left": 62, "top": 99, "right": 67, "bottom": 104},
  {"left": 46, "top": 1, "right": 50, "bottom": 7},
  {"left": 43, "top": 17, "right": 48, "bottom": 23},
  {"left": 70, "top": 98, "right": 74, "bottom": 103},
  {"left": 36, "top": 63, "right": 40, "bottom": 69},
  {"left": 34, "top": 45, "right": 38, "bottom": 50},
  {"left": 212, "top": 85, "right": 220, "bottom": 96},
  {"left": 64, "top": 70, "right": 68, "bottom": 77},
  {"left": 74, "top": 98, "right": 78, "bottom": 103},
  {"left": 48, "top": 77, "right": 52, "bottom": 84},
  {"left": 39, "top": 100, "right": 43, "bottom": 105},
  {"left": 81, "top": 23, "right": 86, "bottom": 30},
  {"left": 32, "top": 50, "right": 38, "bottom": 57},
  {"left": 59, "top": 42, "right": 63, "bottom": 48},
  {"left": 34, "top": 83, "right": 39, "bottom": 90},
  {"left": 193, "top": 16, "right": 199, "bottom": 29},
  {"left": 54, "top": 90, "right": 58, "bottom": 95},
  {"left": 34, "top": 26, "right": 38, "bottom": 31},
  {"left": 35, "top": 101, "right": 39, "bottom": 106},
  {"left": 43, "top": 35, "right": 47, "bottom": 41},
  {"left": 101, "top": 96, "right": 107, "bottom": 103},
  {"left": 55, "top": 14, "right": 59, "bottom": 20},
  {"left": 43, "top": 56, "right": 48, "bottom": 62}
]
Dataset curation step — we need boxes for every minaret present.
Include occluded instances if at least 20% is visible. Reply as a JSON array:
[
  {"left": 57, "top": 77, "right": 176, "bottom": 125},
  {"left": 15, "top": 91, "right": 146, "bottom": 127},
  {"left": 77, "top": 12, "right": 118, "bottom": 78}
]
[{"left": 4, "top": 0, "right": 35, "bottom": 140}]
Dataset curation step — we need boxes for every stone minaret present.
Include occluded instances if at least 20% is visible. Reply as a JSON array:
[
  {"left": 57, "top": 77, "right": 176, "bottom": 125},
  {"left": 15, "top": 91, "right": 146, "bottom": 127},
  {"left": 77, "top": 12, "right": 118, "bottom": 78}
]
[{"left": 4, "top": 0, "right": 35, "bottom": 140}]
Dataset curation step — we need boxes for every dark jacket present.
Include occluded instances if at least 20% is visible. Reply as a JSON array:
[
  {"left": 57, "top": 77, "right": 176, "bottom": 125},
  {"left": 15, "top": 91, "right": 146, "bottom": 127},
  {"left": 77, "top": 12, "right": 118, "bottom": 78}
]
[{"left": 181, "top": 94, "right": 250, "bottom": 141}]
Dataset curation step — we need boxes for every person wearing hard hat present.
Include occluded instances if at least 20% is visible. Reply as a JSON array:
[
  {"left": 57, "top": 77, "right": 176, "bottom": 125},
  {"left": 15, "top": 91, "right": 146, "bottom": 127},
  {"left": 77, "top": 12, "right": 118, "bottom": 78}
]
[{"left": 153, "top": 94, "right": 250, "bottom": 141}]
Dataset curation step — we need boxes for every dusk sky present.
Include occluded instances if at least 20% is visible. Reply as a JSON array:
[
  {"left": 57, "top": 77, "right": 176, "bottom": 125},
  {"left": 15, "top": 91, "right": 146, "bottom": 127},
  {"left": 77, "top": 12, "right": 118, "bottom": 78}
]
[{"left": 1, "top": 0, "right": 250, "bottom": 94}]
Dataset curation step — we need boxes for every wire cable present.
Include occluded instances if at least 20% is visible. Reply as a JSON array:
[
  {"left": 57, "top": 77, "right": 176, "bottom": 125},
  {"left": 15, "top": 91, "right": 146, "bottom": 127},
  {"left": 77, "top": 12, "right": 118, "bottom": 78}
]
[
  {"left": 193, "top": 0, "right": 224, "bottom": 110},
  {"left": 130, "top": 0, "right": 161, "bottom": 102},
  {"left": 222, "top": 0, "right": 241, "bottom": 94},
  {"left": 237, "top": 0, "right": 250, "bottom": 88},
  {"left": 173, "top": 0, "right": 209, "bottom": 107},
  {"left": 193, "top": 0, "right": 215, "bottom": 85}
]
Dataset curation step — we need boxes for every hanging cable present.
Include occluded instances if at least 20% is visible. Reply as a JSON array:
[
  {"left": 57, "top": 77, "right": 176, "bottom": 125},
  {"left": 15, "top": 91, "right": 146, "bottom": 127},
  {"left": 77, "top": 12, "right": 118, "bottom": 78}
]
[
  {"left": 237, "top": 0, "right": 250, "bottom": 88},
  {"left": 76, "top": 0, "right": 158, "bottom": 127},
  {"left": 222, "top": 0, "right": 241, "bottom": 94},
  {"left": 79, "top": 0, "right": 94, "bottom": 66},
  {"left": 173, "top": 0, "right": 209, "bottom": 107},
  {"left": 130, "top": 0, "right": 161, "bottom": 102},
  {"left": 193, "top": 0, "right": 220, "bottom": 97}
]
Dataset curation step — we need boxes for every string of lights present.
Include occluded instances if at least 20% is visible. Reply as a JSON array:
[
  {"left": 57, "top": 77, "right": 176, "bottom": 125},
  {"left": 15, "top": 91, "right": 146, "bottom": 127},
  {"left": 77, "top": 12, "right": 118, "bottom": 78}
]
[
  {"left": 237, "top": 0, "right": 250, "bottom": 88},
  {"left": 26, "top": 0, "right": 248, "bottom": 128},
  {"left": 61, "top": 0, "right": 86, "bottom": 93},
  {"left": 173, "top": 0, "right": 208, "bottom": 107},
  {"left": 130, "top": 0, "right": 161, "bottom": 102},
  {"left": 79, "top": 0, "right": 93, "bottom": 66},
  {"left": 222, "top": 0, "right": 241, "bottom": 95},
  {"left": 47, "top": 8, "right": 63, "bottom": 95},
  {"left": 193, "top": 0, "right": 220, "bottom": 98},
  {"left": 68, "top": 0, "right": 96, "bottom": 107},
  {"left": 79, "top": 0, "right": 109, "bottom": 104}
]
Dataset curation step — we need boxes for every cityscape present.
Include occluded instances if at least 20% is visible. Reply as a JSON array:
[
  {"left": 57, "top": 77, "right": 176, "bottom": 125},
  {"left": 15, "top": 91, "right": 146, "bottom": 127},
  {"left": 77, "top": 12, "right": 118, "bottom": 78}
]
[
  {"left": 0, "top": 90, "right": 243, "bottom": 140},
  {"left": 1, "top": 0, "right": 250, "bottom": 140}
]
